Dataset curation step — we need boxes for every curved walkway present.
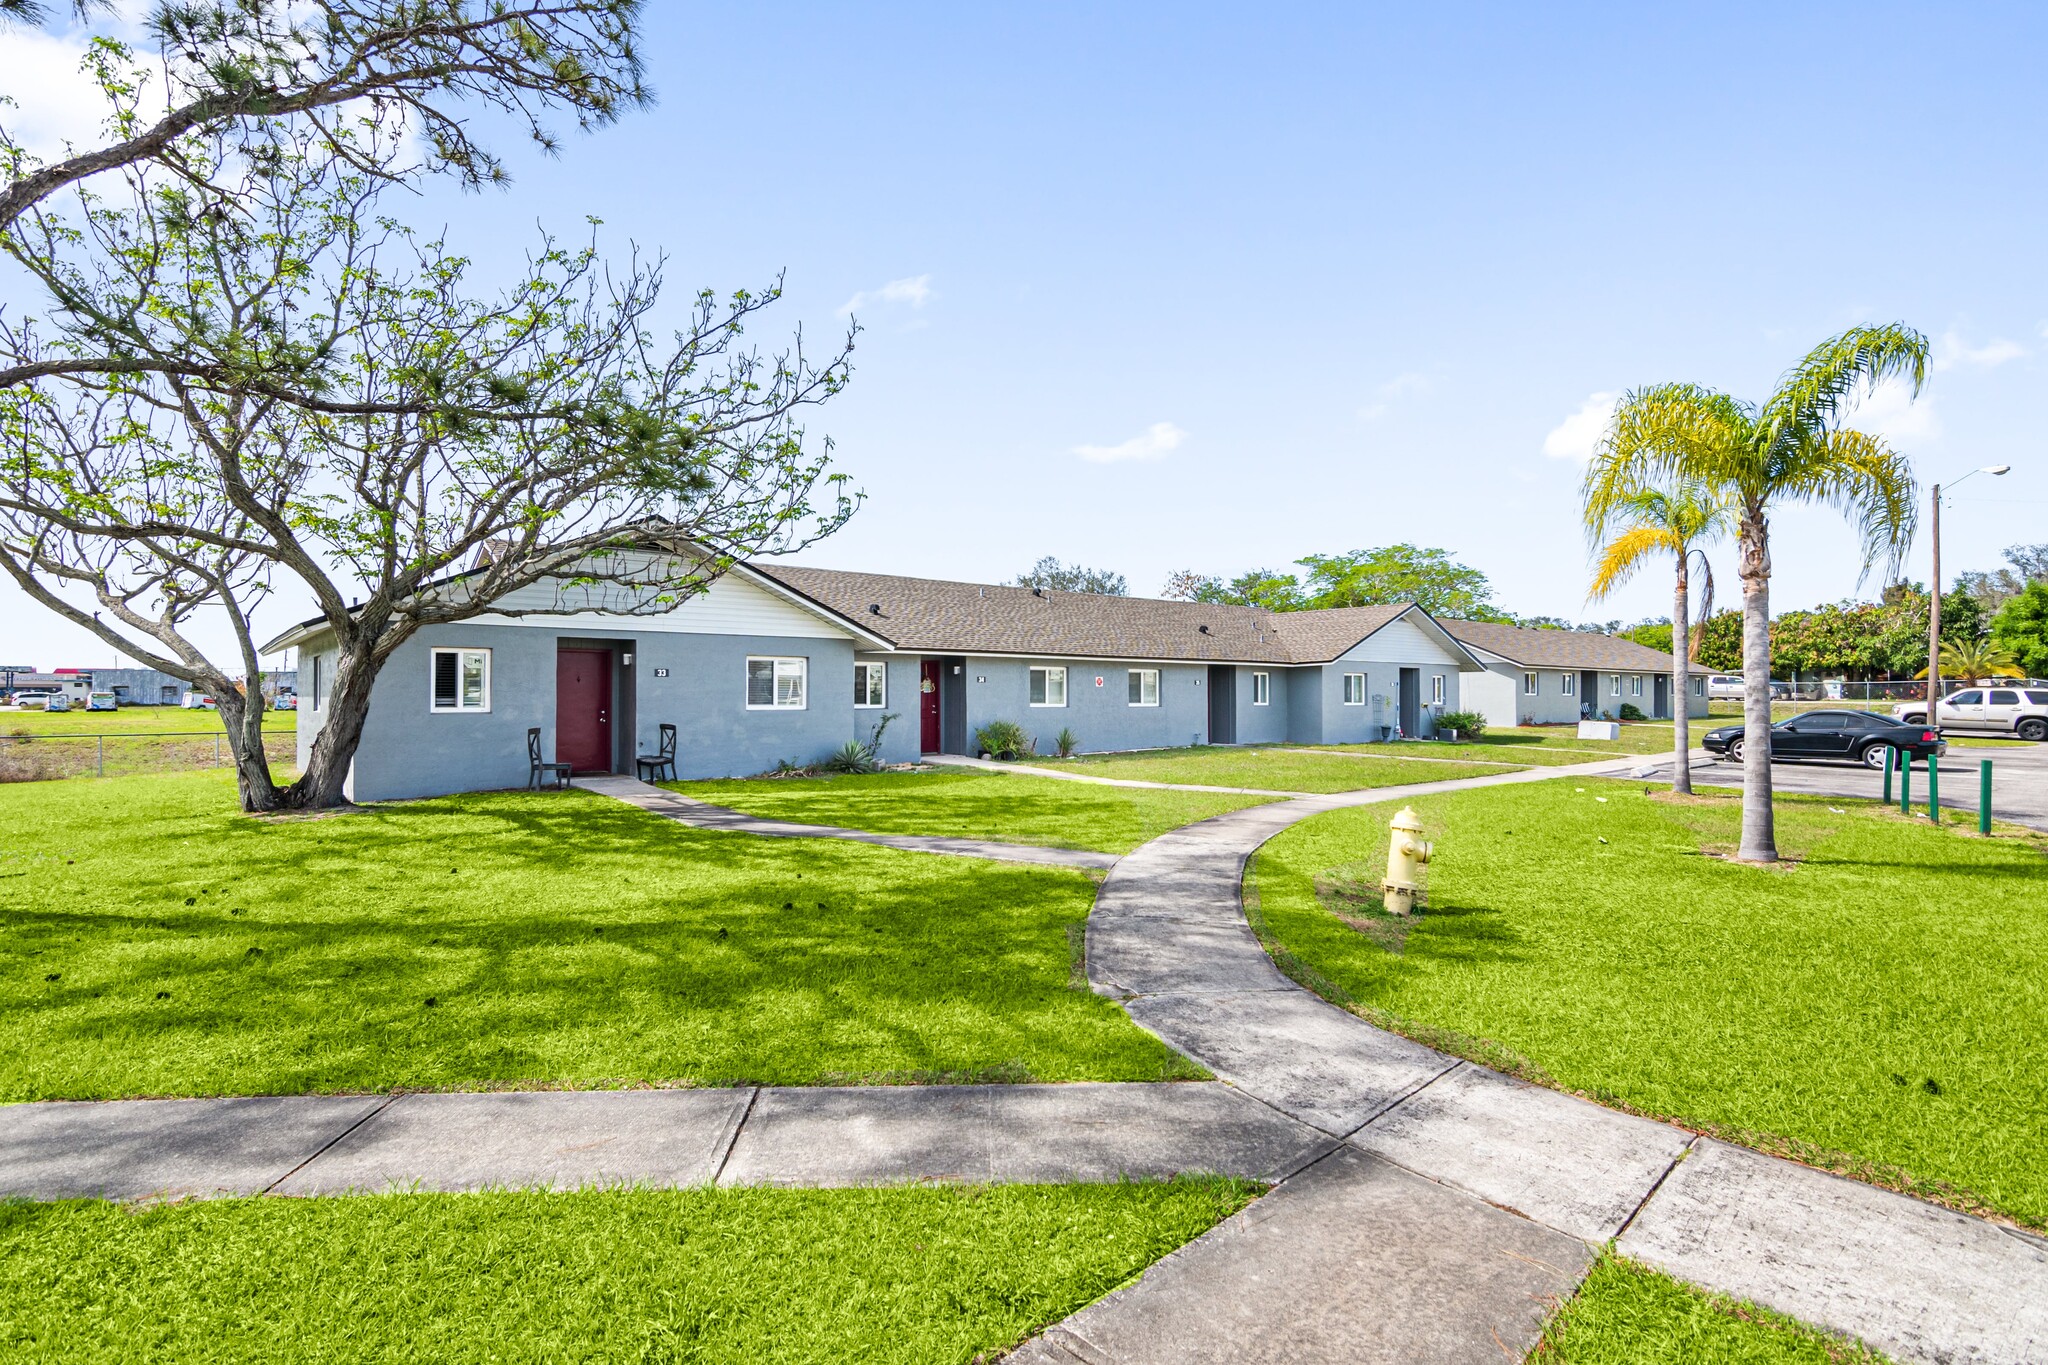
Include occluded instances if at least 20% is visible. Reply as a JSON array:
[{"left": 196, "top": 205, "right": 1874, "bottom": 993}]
[
  {"left": 1014, "top": 765, "right": 2048, "bottom": 1365},
  {"left": 925, "top": 752, "right": 1316, "bottom": 798}
]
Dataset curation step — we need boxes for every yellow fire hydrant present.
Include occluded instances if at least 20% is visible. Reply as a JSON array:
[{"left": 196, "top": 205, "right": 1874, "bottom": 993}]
[{"left": 1382, "top": 806, "right": 1432, "bottom": 916}]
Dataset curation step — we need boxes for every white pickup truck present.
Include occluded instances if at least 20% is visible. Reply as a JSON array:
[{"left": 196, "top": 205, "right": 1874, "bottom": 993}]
[{"left": 1893, "top": 685, "right": 2048, "bottom": 740}]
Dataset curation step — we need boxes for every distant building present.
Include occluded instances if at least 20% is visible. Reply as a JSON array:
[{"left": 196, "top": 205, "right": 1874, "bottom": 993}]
[{"left": 89, "top": 668, "right": 187, "bottom": 705}]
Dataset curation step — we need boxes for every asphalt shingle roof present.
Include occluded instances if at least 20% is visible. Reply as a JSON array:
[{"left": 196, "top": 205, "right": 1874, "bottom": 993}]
[
  {"left": 755, "top": 565, "right": 1422, "bottom": 665},
  {"left": 1440, "top": 618, "right": 1678, "bottom": 671}
]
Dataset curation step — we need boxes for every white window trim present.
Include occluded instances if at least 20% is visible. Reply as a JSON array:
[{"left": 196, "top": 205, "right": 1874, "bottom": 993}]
[
  {"left": 854, "top": 660, "right": 887, "bottom": 709},
  {"left": 1127, "top": 668, "right": 1160, "bottom": 707},
  {"left": 1631, "top": 675, "right": 1643, "bottom": 697},
  {"left": 429, "top": 647, "right": 492, "bottom": 714},
  {"left": 1561, "top": 672, "right": 1576, "bottom": 696},
  {"left": 1610, "top": 674, "right": 1622, "bottom": 697},
  {"left": 1029, "top": 665, "right": 1068, "bottom": 707},
  {"left": 1430, "top": 674, "right": 1446, "bottom": 705},
  {"left": 1523, "top": 672, "right": 1538, "bottom": 696},
  {"left": 1251, "top": 671, "right": 1270, "bottom": 705},
  {"left": 746, "top": 655, "right": 809, "bottom": 710},
  {"left": 1342, "top": 672, "right": 1366, "bottom": 705}
]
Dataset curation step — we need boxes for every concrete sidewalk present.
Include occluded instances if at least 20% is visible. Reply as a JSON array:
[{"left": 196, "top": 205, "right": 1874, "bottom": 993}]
[
  {"left": 581, "top": 774, "right": 1121, "bottom": 869},
  {"left": 1033, "top": 778, "right": 2048, "bottom": 1365},
  {"left": 0, "top": 1083, "right": 1327, "bottom": 1202}
]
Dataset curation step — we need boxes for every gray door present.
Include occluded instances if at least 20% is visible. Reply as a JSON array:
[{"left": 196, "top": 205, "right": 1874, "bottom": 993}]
[
  {"left": 1399, "top": 668, "right": 1421, "bottom": 738},
  {"left": 1207, "top": 666, "right": 1235, "bottom": 744},
  {"left": 1654, "top": 674, "right": 1671, "bottom": 719}
]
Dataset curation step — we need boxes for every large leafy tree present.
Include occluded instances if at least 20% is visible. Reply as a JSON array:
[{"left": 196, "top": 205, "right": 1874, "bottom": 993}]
[
  {"left": 1, "top": 23, "right": 858, "bottom": 812},
  {"left": 1295, "top": 544, "right": 1503, "bottom": 618},
  {"left": 1583, "top": 481, "right": 1733, "bottom": 794},
  {"left": 1015, "top": 557, "right": 1127, "bottom": 596},
  {"left": 1992, "top": 582, "right": 2048, "bottom": 678},
  {"left": 1584, "top": 326, "right": 1926, "bottom": 863}
]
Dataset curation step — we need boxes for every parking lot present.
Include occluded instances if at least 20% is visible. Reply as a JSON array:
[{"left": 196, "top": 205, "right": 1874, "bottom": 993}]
[{"left": 1634, "top": 742, "right": 2048, "bottom": 832}]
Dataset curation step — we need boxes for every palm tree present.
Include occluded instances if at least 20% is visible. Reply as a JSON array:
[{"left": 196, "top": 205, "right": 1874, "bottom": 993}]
[
  {"left": 1584, "top": 483, "right": 1735, "bottom": 794},
  {"left": 1584, "top": 325, "right": 1927, "bottom": 862},
  {"left": 1917, "top": 638, "right": 2024, "bottom": 687}
]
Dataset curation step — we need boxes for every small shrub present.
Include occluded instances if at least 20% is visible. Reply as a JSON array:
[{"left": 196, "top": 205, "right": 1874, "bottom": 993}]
[
  {"left": 974, "top": 719, "right": 1033, "bottom": 760},
  {"left": 1619, "top": 702, "right": 1647, "bottom": 721},
  {"left": 1434, "top": 710, "right": 1486, "bottom": 739},
  {"left": 1053, "top": 727, "right": 1080, "bottom": 758}
]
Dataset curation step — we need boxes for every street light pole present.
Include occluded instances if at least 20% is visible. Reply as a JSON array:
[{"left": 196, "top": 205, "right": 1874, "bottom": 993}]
[{"left": 1927, "top": 465, "right": 2011, "bottom": 713}]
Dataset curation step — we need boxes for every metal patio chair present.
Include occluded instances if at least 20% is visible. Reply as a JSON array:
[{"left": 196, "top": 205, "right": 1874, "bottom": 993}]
[
  {"left": 527, "top": 727, "right": 573, "bottom": 790},
  {"left": 635, "top": 723, "right": 678, "bottom": 782}
]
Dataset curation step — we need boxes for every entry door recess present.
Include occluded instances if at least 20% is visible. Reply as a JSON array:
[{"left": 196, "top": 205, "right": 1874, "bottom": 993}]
[
  {"left": 919, "top": 659, "right": 943, "bottom": 753},
  {"left": 1398, "top": 668, "right": 1421, "bottom": 738},
  {"left": 1207, "top": 666, "right": 1235, "bottom": 744},
  {"left": 556, "top": 648, "right": 613, "bottom": 773}
]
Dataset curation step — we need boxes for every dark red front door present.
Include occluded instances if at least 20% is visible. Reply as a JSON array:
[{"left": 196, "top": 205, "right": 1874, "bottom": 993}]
[
  {"left": 920, "top": 660, "right": 943, "bottom": 753},
  {"left": 556, "top": 648, "right": 613, "bottom": 773}
]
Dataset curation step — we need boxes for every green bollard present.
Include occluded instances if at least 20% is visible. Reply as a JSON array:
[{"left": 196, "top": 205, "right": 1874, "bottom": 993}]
[
  {"left": 1899, "top": 752, "right": 1911, "bottom": 813},
  {"left": 1927, "top": 750, "right": 1940, "bottom": 823},
  {"left": 1881, "top": 745, "right": 1894, "bottom": 804},
  {"left": 1980, "top": 760, "right": 1993, "bottom": 836}
]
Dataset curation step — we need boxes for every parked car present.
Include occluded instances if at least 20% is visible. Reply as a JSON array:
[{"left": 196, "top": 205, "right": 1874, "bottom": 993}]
[
  {"left": 7, "top": 691, "right": 51, "bottom": 709},
  {"left": 180, "top": 692, "right": 216, "bottom": 710},
  {"left": 86, "top": 691, "right": 118, "bottom": 711},
  {"left": 1891, "top": 687, "right": 2048, "bottom": 740},
  {"left": 1705, "top": 674, "right": 1744, "bottom": 700},
  {"left": 272, "top": 693, "right": 298, "bottom": 711},
  {"left": 1704, "top": 710, "right": 1945, "bottom": 769}
]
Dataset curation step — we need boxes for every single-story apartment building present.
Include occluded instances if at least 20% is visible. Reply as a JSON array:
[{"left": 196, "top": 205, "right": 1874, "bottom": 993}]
[
  {"left": 263, "top": 557, "right": 1495, "bottom": 803},
  {"left": 1441, "top": 619, "right": 1710, "bottom": 730}
]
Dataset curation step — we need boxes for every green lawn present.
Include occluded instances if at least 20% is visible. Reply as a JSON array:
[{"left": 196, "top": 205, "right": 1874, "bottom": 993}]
[
  {"left": 0, "top": 1179, "right": 1254, "bottom": 1363},
  {"left": 1530, "top": 1254, "right": 1891, "bottom": 1364},
  {"left": 673, "top": 770, "right": 1277, "bottom": 854},
  {"left": 1248, "top": 781, "right": 2048, "bottom": 1227},
  {"left": 0, "top": 705, "right": 293, "bottom": 735},
  {"left": 1312, "top": 723, "right": 1681, "bottom": 766},
  {"left": 1030, "top": 746, "right": 1515, "bottom": 793},
  {"left": 1, "top": 772, "right": 1198, "bottom": 1100}
]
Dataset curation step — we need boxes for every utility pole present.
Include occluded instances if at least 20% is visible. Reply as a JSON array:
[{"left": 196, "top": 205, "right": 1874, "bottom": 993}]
[{"left": 1927, "top": 482, "right": 1941, "bottom": 714}]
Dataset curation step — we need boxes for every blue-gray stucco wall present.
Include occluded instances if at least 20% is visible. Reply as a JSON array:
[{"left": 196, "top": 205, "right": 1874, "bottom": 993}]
[
  {"left": 1231, "top": 667, "right": 1291, "bottom": 745},
  {"left": 959, "top": 657, "right": 1209, "bottom": 754},
  {"left": 304, "top": 624, "right": 891, "bottom": 802}
]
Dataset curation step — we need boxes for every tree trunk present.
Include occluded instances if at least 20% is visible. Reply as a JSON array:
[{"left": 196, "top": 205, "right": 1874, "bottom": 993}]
[
  {"left": 1736, "top": 510, "right": 1778, "bottom": 863},
  {"left": 1672, "top": 558, "right": 1692, "bottom": 796},
  {"left": 282, "top": 667, "right": 375, "bottom": 809},
  {"left": 213, "top": 687, "right": 287, "bottom": 812}
]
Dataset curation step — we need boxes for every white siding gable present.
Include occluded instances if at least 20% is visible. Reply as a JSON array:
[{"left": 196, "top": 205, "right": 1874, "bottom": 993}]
[
  {"left": 471, "top": 567, "right": 855, "bottom": 640},
  {"left": 1340, "top": 614, "right": 1466, "bottom": 666}
]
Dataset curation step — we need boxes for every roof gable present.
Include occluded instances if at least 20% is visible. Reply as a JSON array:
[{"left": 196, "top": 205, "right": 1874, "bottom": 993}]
[{"left": 1440, "top": 618, "right": 1678, "bottom": 671}]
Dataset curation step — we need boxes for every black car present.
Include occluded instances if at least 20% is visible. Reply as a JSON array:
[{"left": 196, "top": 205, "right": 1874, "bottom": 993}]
[{"left": 1703, "top": 709, "right": 1946, "bottom": 769}]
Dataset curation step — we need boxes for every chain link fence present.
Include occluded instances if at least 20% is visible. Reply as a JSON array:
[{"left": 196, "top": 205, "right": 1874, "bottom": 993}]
[{"left": 0, "top": 729, "right": 295, "bottom": 782}]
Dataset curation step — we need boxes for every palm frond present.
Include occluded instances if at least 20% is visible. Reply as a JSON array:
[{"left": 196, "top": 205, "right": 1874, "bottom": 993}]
[
  {"left": 1586, "top": 525, "right": 1678, "bottom": 602},
  {"left": 1759, "top": 323, "right": 1930, "bottom": 465},
  {"left": 1773, "top": 427, "right": 1919, "bottom": 583},
  {"left": 1584, "top": 384, "right": 1757, "bottom": 535}
]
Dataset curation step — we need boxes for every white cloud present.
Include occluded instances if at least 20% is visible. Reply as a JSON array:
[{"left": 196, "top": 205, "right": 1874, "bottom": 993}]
[
  {"left": 1840, "top": 377, "right": 1939, "bottom": 444},
  {"left": 1357, "top": 371, "right": 1433, "bottom": 422},
  {"left": 1933, "top": 329, "right": 2026, "bottom": 371},
  {"left": 1541, "top": 391, "right": 1619, "bottom": 461},
  {"left": 0, "top": 27, "right": 118, "bottom": 161},
  {"left": 838, "top": 274, "right": 932, "bottom": 316},
  {"left": 1073, "top": 421, "right": 1187, "bottom": 464}
]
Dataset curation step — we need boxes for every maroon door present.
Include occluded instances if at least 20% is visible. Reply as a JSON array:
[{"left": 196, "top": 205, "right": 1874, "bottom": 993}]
[
  {"left": 919, "top": 659, "right": 943, "bottom": 753},
  {"left": 556, "top": 648, "right": 613, "bottom": 773}
]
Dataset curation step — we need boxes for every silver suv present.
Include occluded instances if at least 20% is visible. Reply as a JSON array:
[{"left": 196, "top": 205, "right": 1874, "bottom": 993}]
[{"left": 1892, "top": 687, "right": 2048, "bottom": 741}]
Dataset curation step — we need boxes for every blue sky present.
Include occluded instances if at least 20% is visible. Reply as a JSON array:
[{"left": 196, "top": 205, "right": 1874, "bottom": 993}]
[{"left": 5, "top": 2, "right": 2046, "bottom": 667}]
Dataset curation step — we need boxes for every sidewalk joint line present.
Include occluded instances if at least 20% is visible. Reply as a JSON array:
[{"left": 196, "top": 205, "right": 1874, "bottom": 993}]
[
  {"left": 1613, "top": 1135, "right": 1698, "bottom": 1241},
  {"left": 261, "top": 1091, "right": 402, "bottom": 1195},
  {"left": 1341, "top": 1059, "right": 1467, "bottom": 1142},
  {"left": 711, "top": 1085, "right": 760, "bottom": 1185}
]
